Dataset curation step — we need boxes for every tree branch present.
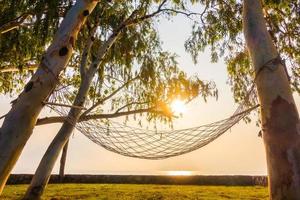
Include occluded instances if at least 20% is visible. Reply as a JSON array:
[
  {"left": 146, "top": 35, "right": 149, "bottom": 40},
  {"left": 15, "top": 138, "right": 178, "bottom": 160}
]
[
  {"left": 0, "top": 13, "right": 33, "bottom": 34},
  {"left": 36, "top": 107, "right": 162, "bottom": 126},
  {"left": 42, "top": 101, "right": 86, "bottom": 110},
  {"left": 79, "top": 21, "right": 99, "bottom": 77},
  {"left": 126, "top": 0, "right": 203, "bottom": 25},
  {"left": 82, "top": 76, "right": 140, "bottom": 115},
  {"left": 114, "top": 101, "right": 149, "bottom": 114},
  {"left": 0, "top": 63, "right": 38, "bottom": 73},
  {"left": 124, "top": 0, "right": 168, "bottom": 26},
  {"left": 0, "top": 6, "right": 71, "bottom": 34}
]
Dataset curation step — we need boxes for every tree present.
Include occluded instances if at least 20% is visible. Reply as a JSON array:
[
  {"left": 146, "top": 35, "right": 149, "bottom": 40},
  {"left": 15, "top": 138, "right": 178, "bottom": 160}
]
[
  {"left": 243, "top": 1, "right": 300, "bottom": 198},
  {"left": 22, "top": 1, "right": 216, "bottom": 199},
  {"left": 0, "top": 0, "right": 99, "bottom": 194},
  {"left": 185, "top": 0, "right": 300, "bottom": 198}
]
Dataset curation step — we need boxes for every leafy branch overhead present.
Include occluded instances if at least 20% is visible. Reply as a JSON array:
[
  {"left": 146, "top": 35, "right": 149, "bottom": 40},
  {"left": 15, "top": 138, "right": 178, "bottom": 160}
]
[
  {"left": 185, "top": 0, "right": 300, "bottom": 102},
  {"left": 0, "top": 0, "right": 217, "bottom": 126}
]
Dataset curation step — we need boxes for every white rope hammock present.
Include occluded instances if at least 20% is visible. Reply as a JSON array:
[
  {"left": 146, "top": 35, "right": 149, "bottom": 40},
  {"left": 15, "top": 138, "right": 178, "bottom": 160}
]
[{"left": 48, "top": 83, "right": 258, "bottom": 160}]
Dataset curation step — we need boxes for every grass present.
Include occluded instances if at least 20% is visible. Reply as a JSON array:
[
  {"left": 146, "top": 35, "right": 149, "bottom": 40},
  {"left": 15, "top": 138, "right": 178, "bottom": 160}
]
[{"left": 1, "top": 184, "right": 268, "bottom": 200}]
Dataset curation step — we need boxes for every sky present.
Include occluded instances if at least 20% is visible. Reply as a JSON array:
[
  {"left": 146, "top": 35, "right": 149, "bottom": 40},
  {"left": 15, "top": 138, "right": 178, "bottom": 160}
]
[{"left": 1, "top": 5, "right": 298, "bottom": 176}]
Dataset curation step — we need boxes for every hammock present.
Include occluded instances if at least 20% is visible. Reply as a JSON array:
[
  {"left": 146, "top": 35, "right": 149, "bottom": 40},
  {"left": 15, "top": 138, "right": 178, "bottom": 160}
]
[{"left": 48, "top": 83, "right": 258, "bottom": 160}]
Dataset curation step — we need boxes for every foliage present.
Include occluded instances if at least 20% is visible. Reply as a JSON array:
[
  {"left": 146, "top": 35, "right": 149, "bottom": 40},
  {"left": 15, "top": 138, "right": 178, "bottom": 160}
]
[
  {"left": 2, "top": 0, "right": 299, "bottom": 105},
  {"left": 185, "top": 0, "right": 300, "bottom": 103},
  {"left": 58, "top": 1, "right": 217, "bottom": 126},
  {"left": 0, "top": 0, "right": 73, "bottom": 93},
  {"left": 0, "top": 0, "right": 217, "bottom": 126}
]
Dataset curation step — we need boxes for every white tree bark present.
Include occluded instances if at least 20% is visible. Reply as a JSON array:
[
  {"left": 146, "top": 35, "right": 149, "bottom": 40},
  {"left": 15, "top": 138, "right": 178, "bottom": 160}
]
[
  {"left": 59, "top": 140, "right": 69, "bottom": 181},
  {"left": 243, "top": 0, "right": 300, "bottom": 199},
  {"left": 0, "top": 0, "right": 98, "bottom": 194}
]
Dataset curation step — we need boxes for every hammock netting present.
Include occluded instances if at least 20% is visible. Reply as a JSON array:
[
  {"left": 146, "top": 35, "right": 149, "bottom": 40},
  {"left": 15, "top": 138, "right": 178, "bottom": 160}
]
[{"left": 48, "top": 84, "right": 258, "bottom": 160}]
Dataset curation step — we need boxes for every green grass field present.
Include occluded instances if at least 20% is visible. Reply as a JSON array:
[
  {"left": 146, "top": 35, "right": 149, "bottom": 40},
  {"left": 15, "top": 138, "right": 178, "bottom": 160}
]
[{"left": 1, "top": 184, "right": 268, "bottom": 200}]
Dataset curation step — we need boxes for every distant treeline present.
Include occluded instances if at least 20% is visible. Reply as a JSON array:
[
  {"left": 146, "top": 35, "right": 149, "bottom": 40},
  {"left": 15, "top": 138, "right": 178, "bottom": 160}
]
[{"left": 7, "top": 174, "right": 267, "bottom": 186}]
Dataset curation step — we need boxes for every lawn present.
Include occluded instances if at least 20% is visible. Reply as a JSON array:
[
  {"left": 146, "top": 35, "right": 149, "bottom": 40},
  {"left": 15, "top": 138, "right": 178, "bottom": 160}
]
[{"left": 1, "top": 184, "right": 268, "bottom": 200}]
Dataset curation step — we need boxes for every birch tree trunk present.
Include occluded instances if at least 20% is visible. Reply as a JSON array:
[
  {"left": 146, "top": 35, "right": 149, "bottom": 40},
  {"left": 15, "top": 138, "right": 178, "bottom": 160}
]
[
  {"left": 23, "top": 31, "right": 120, "bottom": 200},
  {"left": 243, "top": 0, "right": 300, "bottom": 199},
  {"left": 0, "top": 0, "right": 98, "bottom": 194},
  {"left": 59, "top": 140, "right": 69, "bottom": 181}
]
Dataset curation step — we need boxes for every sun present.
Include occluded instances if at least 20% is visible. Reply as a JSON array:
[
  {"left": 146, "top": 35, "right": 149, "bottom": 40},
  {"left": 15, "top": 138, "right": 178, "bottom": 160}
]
[
  {"left": 170, "top": 99, "right": 186, "bottom": 115},
  {"left": 167, "top": 171, "right": 193, "bottom": 176}
]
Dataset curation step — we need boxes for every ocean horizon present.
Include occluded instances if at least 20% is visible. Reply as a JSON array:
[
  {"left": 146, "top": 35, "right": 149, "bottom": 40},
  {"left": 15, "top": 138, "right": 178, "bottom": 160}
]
[{"left": 13, "top": 171, "right": 267, "bottom": 176}]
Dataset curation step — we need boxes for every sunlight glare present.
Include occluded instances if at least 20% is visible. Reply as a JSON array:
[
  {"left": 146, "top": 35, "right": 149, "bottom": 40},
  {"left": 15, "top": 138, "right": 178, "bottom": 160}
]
[
  {"left": 167, "top": 171, "right": 193, "bottom": 176},
  {"left": 170, "top": 99, "right": 186, "bottom": 115}
]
